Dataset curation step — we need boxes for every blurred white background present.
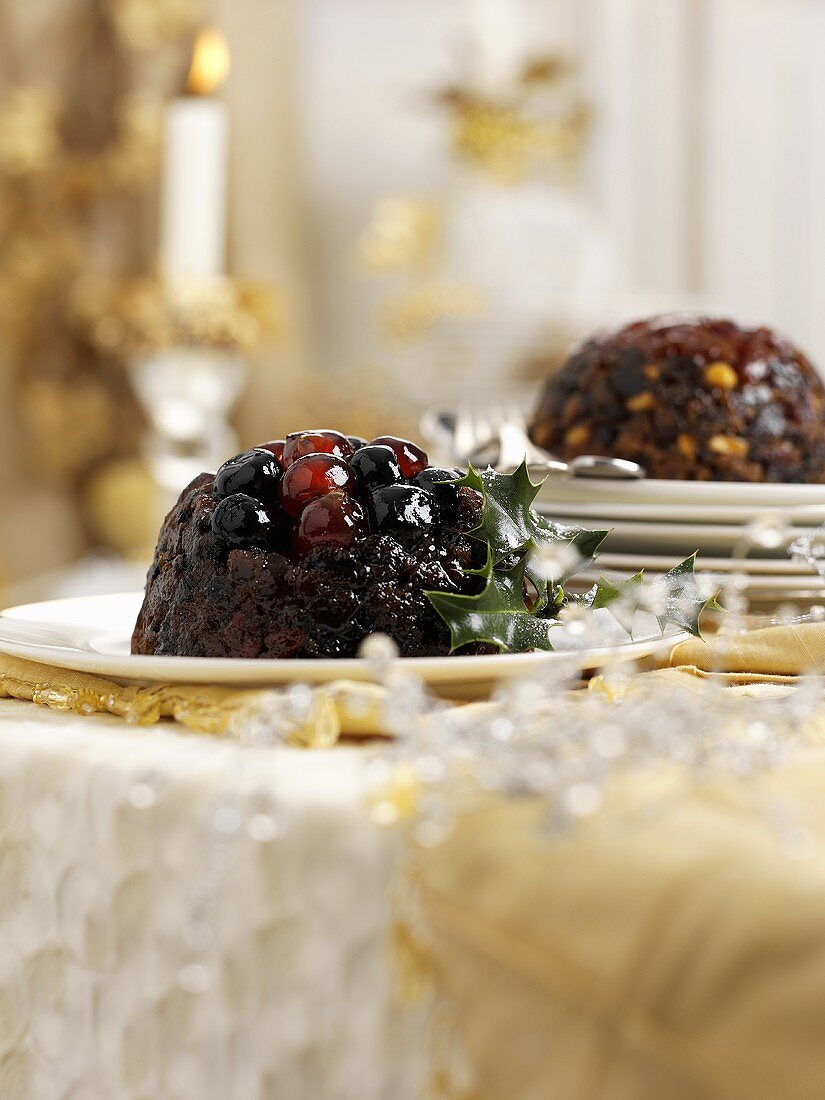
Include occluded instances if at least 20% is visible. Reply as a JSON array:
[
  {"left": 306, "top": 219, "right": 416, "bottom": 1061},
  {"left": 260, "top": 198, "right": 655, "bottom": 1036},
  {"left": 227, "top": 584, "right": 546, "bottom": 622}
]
[{"left": 286, "top": 0, "right": 825, "bottom": 370}]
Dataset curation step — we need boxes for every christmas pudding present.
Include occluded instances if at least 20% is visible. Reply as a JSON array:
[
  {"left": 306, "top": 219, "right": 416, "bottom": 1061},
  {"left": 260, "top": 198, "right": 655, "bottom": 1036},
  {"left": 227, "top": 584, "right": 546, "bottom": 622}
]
[
  {"left": 529, "top": 315, "right": 825, "bottom": 482},
  {"left": 132, "top": 430, "right": 600, "bottom": 660}
]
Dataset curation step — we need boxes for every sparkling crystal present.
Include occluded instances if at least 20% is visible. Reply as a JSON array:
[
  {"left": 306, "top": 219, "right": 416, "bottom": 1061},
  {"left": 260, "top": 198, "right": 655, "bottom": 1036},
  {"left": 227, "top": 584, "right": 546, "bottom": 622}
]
[
  {"left": 214, "top": 805, "right": 242, "bottom": 835},
  {"left": 746, "top": 511, "right": 788, "bottom": 550},
  {"left": 247, "top": 813, "right": 282, "bottom": 842},
  {"left": 128, "top": 782, "right": 157, "bottom": 810},
  {"left": 177, "top": 962, "right": 211, "bottom": 994}
]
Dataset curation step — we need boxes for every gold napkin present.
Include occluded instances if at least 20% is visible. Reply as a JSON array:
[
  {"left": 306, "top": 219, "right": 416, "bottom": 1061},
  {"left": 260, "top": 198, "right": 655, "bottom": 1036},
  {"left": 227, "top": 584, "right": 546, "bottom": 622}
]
[
  {"left": 0, "top": 653, "right": 390, "bottom": 746},
  {"left": 670, "top": 620, "right": 825, "bottom": 685},
  {"left": 417, "top": 753, "right": 825, "bottom": 1100}
]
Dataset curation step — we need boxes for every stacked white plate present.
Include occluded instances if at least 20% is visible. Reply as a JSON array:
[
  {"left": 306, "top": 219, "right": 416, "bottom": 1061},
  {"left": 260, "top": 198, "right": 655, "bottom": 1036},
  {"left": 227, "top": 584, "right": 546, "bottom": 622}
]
[{"left": 535, "top": 476, "right": 825, "bottom": 610}]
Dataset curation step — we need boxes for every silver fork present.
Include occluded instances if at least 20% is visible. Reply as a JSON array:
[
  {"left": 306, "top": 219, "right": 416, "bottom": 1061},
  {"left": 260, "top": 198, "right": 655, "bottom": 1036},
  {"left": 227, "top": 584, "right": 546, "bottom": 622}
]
[
  {"left": 452, "top": 405, "right": 498, "bottom": 465},
  {"left": 469, "top": 404, "right": 644, "bottom": 479}
]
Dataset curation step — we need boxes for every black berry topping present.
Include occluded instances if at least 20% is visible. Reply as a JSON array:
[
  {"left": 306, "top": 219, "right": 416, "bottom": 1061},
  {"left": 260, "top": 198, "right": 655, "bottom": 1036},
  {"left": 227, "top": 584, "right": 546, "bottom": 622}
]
[
  {"left": 368, "top": 484, "right": 436, "bottom": 538},
  {"left": 350, "top": 444, "right": 403, "bottom": 490},
  {"left": 214, "top": 449, "right": 281, "bottom": 502},
  {"left": 211, "top": 493, "right": 282, "bottom": 550},
  {"left": 204, "top": 428, "right": 449, "bottom": 555}
]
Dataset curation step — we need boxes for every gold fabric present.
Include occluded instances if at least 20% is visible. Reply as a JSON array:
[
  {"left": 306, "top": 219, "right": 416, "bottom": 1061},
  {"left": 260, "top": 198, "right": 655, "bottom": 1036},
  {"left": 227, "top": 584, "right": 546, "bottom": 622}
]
[
  {"left": 412, "top": 623, "right": 825, "bottom": 1099},
  {"left": 418, "top": 763, "right": 825, "bottom": 1100},
  {"left": 0, "top": 653, "right": 391, "bottom": 746},
  {"left": 671, "top": 620, "right": 825, "bottom": 684}
]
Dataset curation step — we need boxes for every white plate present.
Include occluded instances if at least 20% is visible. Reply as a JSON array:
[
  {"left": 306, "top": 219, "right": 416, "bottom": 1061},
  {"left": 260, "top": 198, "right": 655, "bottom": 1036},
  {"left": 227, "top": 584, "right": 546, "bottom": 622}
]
[
  {"left": 540, "top": 498, "right": 825, "bottom": 525},
  {"left": 536, "top": 476, "right": 825, "bottom": 509},
  {"left": 578, "top": 567, "right": 823, "bottom": 593},
  {"left": 595, "top": 552, "right": 815, "bottom": 576},
  {"left": 0, "top": 593, "right": 687, "bottom": 699},
  {"left": 554, "top": 517, "right": 810, "bottom": 556}
]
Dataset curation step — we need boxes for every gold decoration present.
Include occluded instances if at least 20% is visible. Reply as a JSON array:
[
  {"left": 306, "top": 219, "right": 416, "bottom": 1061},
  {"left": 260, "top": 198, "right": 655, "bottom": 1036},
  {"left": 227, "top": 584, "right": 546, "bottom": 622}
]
[
  {"left": 439, "top": 52, "right": 591, "bottom": 185},
  {"left": 379, "top": 282, "right": 486, "bottom": 346},
  {"left": 0, "top": 86, "right": 60, "bottom": 176},
  {"left": 252, "top": 362, "right": 419, "bottom": 444},
  {"left": 83, "top": 458, "right": 157, "bottom": 555},
  {"left": 449, "top": 97, "right": 590, "bottom": 185},
  {"left": 75, "top": 277, "right": 281, "bottom": 354},
  {"left": 0, "top": 0, "right": 207, "bottom": 557},
  {"left": 110, "top": 0, "right": 202, "bottom": 50},
  {"left": 357, "top": 198, "right": 443, "bottom": 275}
]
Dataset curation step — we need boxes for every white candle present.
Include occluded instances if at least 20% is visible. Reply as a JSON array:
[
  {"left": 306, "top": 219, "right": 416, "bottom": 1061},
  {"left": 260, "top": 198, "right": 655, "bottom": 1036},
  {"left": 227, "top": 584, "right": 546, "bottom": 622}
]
[
  {"left": 160, "top": 29, "right": 230, "bottom": 283},
  {"left": 474, "top": 0, "right": 521, "bottom": 94}
]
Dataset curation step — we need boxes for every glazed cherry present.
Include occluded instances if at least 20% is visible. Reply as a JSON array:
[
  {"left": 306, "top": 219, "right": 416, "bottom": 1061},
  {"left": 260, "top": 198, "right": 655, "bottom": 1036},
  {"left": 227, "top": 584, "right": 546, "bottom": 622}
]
[
  {"left": 211, "top": 493, "right": 282, "bottom": 549},
  {"left": 350, "top": 444, "right": 403, "bottom": 490},
  {"left": 347, "top": 434, "right": 368, "bottom": 452},
  {"left": 370, "top": 435, "right": 428, "bottom": 478},
  {"left": 294, "top": 490, "right": 368, "bottom": 555},
  {"left": 259, "top": 439, "right": 285, "bottom": 466},
  {"left": 282, "top": 430, "right": 354, "bottom": 467},
  {"left": 214, "top": 449, "right": 281, "bottom": 502},
  {"left": 368, "top": 484, "right": 436, "bottom": 538},
  {"left": 278, "top": 453, "right": 356, "bottom": 518}
]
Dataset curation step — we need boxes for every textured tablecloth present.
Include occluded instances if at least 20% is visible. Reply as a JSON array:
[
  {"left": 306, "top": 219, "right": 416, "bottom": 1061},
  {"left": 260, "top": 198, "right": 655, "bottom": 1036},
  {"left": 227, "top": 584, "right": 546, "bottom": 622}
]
[
  {"left": 0, "top": 700, "right": 427, "bottom": 1100},
  {"left": 5, "top": 616, "right": 825, "bottom": 1100}
]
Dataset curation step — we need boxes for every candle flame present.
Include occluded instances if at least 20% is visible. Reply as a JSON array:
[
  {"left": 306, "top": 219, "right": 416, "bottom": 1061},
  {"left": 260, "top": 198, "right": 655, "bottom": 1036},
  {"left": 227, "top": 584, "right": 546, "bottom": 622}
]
[{"left": 186, "top": 28, "right": 231, "bottom": 96}]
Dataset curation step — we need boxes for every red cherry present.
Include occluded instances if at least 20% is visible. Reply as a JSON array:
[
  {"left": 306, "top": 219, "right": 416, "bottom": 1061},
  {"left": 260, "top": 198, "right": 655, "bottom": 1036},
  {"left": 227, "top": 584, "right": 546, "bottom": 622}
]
[
  {"left": 370, "top": 435, "right": 428, "bottom": 478},
  {"left": 278, "top": 453, "right": 356, "bottom": 517},
  {"left": 293, "top": 491, "right": 368, "bottom": 555},
  {"left": 282, "top": 430, "right": 354, "bottom": 467},
  {"left": 260, "top": 439, "right": 285, "bottom": 466}
]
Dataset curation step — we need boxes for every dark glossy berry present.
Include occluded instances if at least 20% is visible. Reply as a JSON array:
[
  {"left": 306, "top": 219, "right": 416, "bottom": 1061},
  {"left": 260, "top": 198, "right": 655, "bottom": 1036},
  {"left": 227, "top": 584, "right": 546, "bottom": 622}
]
[
  {"left": 350, "top": 444, "right": 403, "bottom": 490},
  {"left": 283, "top": 430, "right": 354, "bottom": 467},
  {"left": 214, "top": 449, "right": 281, "bottom": 502},
  {"left": 211, "top": 493, "right": 282, "bottom": 549},
  {"left": 294, "top": 491, "right": 368, "bottom": 555},
  {"left": 370, "top": 435, "right": 428, "bottom": 478},
  {"left": 347, "top": 434, "right": 368, "bottom": 452},
  {"left": 260, "top": 439, "right": 285, "bottom": 466},
  {"left": 278, "top": 453, "right": 356, "bottom": 518},
  {"left": 413, "top": 467, "right": 463, "bottom": 494},
  {"left": 368, "top": 484, "right": 436, "bottom": 538}
]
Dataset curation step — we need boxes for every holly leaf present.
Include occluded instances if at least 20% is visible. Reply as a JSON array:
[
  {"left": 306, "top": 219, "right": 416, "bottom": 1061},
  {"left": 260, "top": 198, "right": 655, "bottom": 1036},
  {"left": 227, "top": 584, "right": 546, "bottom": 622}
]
[
  {"left": 655, "top": 552, "right": 724, "bottom": 637},
  {"left": 458, "top": 463, "right": 608, "bottom": 608},
  {"left": 426, "top": 549, "right": 557, "bottom": 654},
  {"left": 582, "top": 554, "right": 721, "bottom": 638},
  {"left": 586, "top": 570, "right": 644, "bottom": 632}
]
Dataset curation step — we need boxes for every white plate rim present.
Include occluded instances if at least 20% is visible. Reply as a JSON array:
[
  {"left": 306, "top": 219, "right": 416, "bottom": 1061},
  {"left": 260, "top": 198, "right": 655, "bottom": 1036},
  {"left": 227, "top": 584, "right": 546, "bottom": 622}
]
[
  {"left": 593, "top": 552, "right": 816, "bottom": 576},
  {"left": 536, "top": 476, "right": 825, "bottom": 508},
  {"left": 539, "top": 499, "right": 825, "bottom": 524},
  {"left": 0, "top": 592, "right": 688, "bottom": 688}
]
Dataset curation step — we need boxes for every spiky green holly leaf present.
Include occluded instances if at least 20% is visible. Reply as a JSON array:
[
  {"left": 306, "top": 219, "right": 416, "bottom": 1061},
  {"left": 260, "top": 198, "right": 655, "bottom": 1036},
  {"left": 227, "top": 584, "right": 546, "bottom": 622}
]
[
  {"left": 584, "top": 553, "right": 722, "bottom": 638},
  {"left": 588, "top": 570, "right": 644, "bottom": 632},
  {"left": 426, "top": 549, "right": 557, "bottom": 654},
  {"left": 654, "top": 552, "right": 724, "bottom": 637},
  {"left": 457, "top": 462, "right": 608, "bottom": 609}
]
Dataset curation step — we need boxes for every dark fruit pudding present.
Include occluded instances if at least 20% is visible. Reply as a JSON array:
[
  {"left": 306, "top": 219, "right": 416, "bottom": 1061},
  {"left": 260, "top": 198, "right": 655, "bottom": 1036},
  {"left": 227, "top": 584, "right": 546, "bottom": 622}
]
[
  {"left": 132, "top": 430, "right": 489, "bottom": 659},
  {"left": 530, "top": 315, "right": 825, "bottom": 482}
]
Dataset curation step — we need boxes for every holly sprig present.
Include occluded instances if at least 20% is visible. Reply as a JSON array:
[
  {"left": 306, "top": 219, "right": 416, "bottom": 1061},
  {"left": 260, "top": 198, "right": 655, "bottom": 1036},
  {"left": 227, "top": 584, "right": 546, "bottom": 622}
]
[
  {"left": 425, "top": 463, "right": 720, "bottom": 654},
  {"left": 584, "top": 552, "right": 723, "bottom": 638}
]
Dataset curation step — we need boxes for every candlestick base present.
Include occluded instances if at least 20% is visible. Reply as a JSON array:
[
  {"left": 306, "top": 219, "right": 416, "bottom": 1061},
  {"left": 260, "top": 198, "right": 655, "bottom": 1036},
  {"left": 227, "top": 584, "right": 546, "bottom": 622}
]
[{"left": 130, "top": 346, "right": 244, "bottom": 518}]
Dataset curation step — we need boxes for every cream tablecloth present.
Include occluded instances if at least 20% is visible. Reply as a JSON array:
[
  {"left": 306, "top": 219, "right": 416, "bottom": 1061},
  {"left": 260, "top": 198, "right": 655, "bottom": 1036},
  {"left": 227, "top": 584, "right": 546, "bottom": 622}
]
[{"left": 2, "top": 620, "right": 825, "bottom": 1099}]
